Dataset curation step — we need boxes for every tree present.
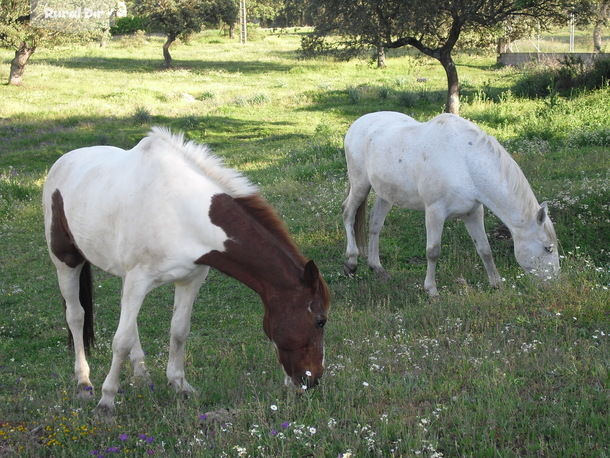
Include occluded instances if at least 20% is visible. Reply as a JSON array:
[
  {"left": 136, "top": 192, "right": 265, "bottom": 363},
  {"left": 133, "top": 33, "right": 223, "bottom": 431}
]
[
  {"left": 1, "top": 0, "right": 118, "bottom": 85},
  {"left": 136, "top": 0, "right": 235, "bottom": 68},
  {"left": 573, "top": 0, "right": 609, "bottom": 51},
  {"left": 302, "top": 0, "right": 573, "bottom": 114},
  {"left": 1, "top": 0, "right": 43, "bottom": 85}
]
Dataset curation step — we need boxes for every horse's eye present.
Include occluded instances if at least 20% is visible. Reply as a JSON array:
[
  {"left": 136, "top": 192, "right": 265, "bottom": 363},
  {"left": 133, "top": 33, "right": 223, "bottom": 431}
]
[{"left": 316, "top": 318, "right": 327, "bottom": 329}]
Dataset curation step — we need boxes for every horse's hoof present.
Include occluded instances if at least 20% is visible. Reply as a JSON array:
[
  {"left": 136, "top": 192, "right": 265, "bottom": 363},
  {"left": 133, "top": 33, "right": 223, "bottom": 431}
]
[
  {"left": 372, "top": 268, "right": 391, "bottom": 282},
  {"left": 343, "top": 262, "right": 358, "bottom": 277},
  {"left": 132, "top": 371, "right": 152, "bottom": 387},
  {"left": 75, "top": 383, "right": 95, "bottom": 400},
  {"left": 169, "top": 379, "right": 195, "bottom": 399},
  {"left": 93, "top": 404, "right": 116, "bottom": 422}
]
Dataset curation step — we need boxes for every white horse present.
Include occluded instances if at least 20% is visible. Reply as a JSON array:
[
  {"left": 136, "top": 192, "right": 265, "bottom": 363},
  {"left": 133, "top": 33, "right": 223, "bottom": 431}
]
[{"left": 342, "top": 111, "right": 559, "bottom": 296}]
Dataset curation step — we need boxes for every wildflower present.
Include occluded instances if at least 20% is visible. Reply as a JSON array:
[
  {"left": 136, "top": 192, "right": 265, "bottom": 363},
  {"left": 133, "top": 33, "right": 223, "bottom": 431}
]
[
  {"left": 281, "top": 421, "right": 290, "bottom": 429},
  {"left": 362, "top": 381, "right": 369, "bottom": 387},
  {"left": 119, "top": 433, "right": 128, "bottom": 441},
  {"left": 305, "top": 370, "right": 312, "bottom": 377},
  {"left": 309, "top": 427, "right": 317, "bottom": 435},
  {"left": 106, "top": 446, "right": 121, "bottom": 452},
  {"left": 270, "top": 429, "right": 277, "bottom": 436},
  {"left": 198, "top": 414, "right": 207, "bottom": 421},
  {"left": 233, "top": 445, "right": 247, "bottom": 457},
  {"left": 270, "top": 404, "right": 278, "bottom": 411}
]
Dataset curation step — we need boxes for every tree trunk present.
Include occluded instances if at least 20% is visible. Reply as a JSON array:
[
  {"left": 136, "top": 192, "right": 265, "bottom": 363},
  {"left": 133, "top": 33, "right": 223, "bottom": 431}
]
[
  {"left": 163, "top": 34, "right": 176, "bottom": 68},
  {"left": 9, "top": 41, "right": 36, "bottom": 86},
  {"left": 594, "top": 2, "right": 609, "bottom": 52},
  {"left": 497, "top": 37, "right": 511, "bottom": 54},
  {"left": 593, "top": 24, "right": 603, "bottom": 52},
  {"left": 440, "top": 53, "right": 460, "bottom": 114},
  {"left": 100, "top": 28, "right": 110, "bottom": 48},
  {"left": 377, "top": 41, "right": 386, "bottom": 68}
]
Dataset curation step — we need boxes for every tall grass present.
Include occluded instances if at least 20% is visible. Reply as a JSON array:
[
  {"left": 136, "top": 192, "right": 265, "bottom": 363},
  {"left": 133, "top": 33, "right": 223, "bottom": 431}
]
[{"left": 0, "top": 29, "right": 608, "bottom": 456}]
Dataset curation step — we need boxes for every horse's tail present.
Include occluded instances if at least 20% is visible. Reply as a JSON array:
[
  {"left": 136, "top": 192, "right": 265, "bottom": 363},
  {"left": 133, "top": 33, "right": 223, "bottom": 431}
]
[
  {"left": 65, "top": 261, "right": 95, "bottom": 355},
  {"left": 354, "top": 196, "right": 368, "bottom": 258},
  {"left": 80, "top": 261, "right": 95, "bottom": 355}
]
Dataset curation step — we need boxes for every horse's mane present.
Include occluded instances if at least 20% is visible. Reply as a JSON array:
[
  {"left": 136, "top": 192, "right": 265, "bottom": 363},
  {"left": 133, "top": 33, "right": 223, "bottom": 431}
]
[
  {"left": 235, "top": 194, "right": 331, "bottom": 302},
  {"left": 235, "top": 193, "right": 309, "bottom": 266},
  {"left": 143, "top": 127, "right": 257, "bottom": 198},
  {"left": 466, "top": 120, "right": 541, "bottom": 217}
]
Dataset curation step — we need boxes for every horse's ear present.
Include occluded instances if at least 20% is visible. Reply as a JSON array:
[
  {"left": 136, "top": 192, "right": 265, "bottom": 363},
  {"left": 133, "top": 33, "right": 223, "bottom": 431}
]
[
  {"left": 304, "top": 260, "right": 320, "bottom": 289},
  {"left": 537, "top": 202, "right": 549, "bottom": 225}
]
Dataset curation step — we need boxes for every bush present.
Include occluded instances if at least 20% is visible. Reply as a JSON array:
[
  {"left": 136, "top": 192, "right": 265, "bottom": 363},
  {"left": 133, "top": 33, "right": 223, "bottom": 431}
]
[
  {"left": 514, "top": 56, "right": 610, "bottom": 98},
  {"left": 300, "top": 34, "right": 332, "bottom": 58},
  {"left": 110, "top": 16, "right": 149, "bottom": 35}
]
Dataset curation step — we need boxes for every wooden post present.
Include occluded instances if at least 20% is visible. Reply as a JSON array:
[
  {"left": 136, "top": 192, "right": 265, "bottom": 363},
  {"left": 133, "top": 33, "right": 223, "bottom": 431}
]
[{"left": 240, "top": 0, "right": 247, "bottom": 44}]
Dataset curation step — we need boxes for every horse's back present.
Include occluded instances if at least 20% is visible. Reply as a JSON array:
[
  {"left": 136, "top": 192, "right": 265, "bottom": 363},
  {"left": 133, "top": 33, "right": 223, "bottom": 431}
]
[
  {"left": 344, "top": 112, "right": 498, "bottom": 212},
  {"left": 43, "top": 140, "right": 230, "bottom": 278}
]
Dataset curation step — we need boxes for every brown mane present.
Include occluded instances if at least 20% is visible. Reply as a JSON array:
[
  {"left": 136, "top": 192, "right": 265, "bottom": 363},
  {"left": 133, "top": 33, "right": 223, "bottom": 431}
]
[{"left": 235, "top": 193, "right": 309, "bottom": 266}]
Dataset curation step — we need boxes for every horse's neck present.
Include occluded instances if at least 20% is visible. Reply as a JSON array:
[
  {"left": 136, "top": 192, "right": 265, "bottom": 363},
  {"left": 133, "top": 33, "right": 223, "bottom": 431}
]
[
  {"left": 475, "top": 156, "right": 540, "bottom": 233},
  {"left": 195, "top": 193, "right": 304, "bottom": 298}
]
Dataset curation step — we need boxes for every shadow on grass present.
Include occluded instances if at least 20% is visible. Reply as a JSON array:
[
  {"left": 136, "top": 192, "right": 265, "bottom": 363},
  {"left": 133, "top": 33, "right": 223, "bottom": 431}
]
[
  {"left": 37, "top": 56, "right": 297, "bottom": 75},
  {"left": 0, "top": 114, "right": 306, "bottom": 173}
]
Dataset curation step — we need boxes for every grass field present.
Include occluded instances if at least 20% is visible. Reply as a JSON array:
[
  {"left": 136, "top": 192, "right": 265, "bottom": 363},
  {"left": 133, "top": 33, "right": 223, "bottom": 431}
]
[{"left": 1, "top": 28, "right": 608, "bottom": 456}]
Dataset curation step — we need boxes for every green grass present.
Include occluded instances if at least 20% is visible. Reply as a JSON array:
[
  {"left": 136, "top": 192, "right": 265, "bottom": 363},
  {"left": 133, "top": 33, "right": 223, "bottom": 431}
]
[{"left": 1, "top": 28, "right": 608, "bottom": 456}]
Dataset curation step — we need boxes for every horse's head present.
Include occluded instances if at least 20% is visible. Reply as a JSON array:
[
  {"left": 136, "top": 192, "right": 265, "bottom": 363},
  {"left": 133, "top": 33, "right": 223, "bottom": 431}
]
[
  {"left": 263, "top": 260, "right": 330, "bottom": 390},
  {"left": 513, "top": 202, "right": 560, "bottom": 279}
]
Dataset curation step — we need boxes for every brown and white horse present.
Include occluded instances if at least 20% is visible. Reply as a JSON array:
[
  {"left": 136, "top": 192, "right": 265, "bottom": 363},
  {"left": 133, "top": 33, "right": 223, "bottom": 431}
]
[{"left": 43, "top": 127, "right": 330, "bottom": 419}]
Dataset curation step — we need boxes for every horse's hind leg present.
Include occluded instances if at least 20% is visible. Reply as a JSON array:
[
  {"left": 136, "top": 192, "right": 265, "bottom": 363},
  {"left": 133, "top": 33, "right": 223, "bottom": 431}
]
[
  {"left": 424, "top": 207, "right": 447, "bottom": 296},
  {"left": 56, "top": 263, "right": 94, "bottom": 399},
  {"left": 166, "top": 268, "right": 209, "bottom": 397},
  {"left": 461, "top": 205, "right": 501, "bottom": 288},
  {"left": 367, "top": 196, "right": 392, "bottom": 281},
  {"left": 342, "top": 181, "right": 371, "bottom": 275}
]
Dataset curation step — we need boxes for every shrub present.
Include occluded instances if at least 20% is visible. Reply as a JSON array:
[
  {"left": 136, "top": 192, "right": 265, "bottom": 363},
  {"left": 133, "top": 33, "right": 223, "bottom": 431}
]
[
  {"left": 514, "top": 57, "right": 610, "bottom": 98},
  {"left": 110, "top": 16, "right": 149, "bottom": 35}
]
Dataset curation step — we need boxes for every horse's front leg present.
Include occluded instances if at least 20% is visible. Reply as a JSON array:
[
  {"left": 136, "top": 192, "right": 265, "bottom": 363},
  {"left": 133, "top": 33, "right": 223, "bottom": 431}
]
[
  {"left": 129, "top": 323, "right": 151, "bottom": 384},
  {"left": 461, "top": 206, "right": 501, "bottom": 288},
  {"left": 56, "top": 263, "right": 94, "bottom": 399},
  {"left": 167, "top": 269, "right": 209, "bottom": 397},
  {"left": 367, "top": 197, "right": 392, "bottom": 281},
  {"left": 95, "top": 275, "right": 151, "bottom": 420},
  {"left": 424, "top": 208, "right": 446, "bottom": 297}
]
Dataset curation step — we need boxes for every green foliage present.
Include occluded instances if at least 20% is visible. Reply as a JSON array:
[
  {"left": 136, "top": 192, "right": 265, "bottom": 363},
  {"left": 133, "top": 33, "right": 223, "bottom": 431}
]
[
  {"left": 109, "top": 15, "right": 150, "bottom": 35},
  {"left": 515, "top": 56, "right": 610, "bottom": 98}
]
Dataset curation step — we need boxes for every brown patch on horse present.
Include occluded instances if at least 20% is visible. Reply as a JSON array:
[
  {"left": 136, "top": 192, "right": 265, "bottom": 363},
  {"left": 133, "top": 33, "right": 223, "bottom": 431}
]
[
  {"left": 195, "top": 193, "right": 309, "bottom": 288},
  {"left": 49, "top": 189, "right": 95, "bottom": 354},
  {"left": 50, "top": 189, "right": 85, "bottom": 268}
]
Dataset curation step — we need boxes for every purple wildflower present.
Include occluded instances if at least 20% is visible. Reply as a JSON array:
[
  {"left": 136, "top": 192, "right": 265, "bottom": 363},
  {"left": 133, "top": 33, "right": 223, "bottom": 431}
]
[
  {"left": 119, "top": 433, "right": 128, "bottom": 441},
  {"left": 198, "top": 414, "right": 207, "bottom": 420},
  {"left": 281, "top": 421, "right": 290, "bottom": 429},
  {"left": 106, "top": 446, "right": 121, "bottom": 453},
  {"left": 270, "top": 429, "right": 277, "bottom": 436}
]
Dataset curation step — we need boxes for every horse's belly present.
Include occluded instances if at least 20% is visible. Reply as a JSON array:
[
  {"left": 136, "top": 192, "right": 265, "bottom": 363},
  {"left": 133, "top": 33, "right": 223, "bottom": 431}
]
[{"left": 370, "top": 175, "right": 425, "bottom": 210}]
